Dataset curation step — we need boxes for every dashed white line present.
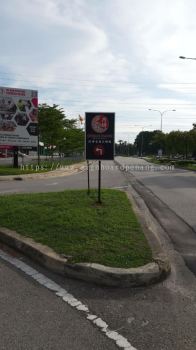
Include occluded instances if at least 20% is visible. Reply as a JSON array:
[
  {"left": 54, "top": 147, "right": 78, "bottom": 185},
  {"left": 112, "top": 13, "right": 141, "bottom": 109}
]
[
  {"left": 0, "top": 249, "right": 137, "bottom": 350},
  {"left": 45, "top": 182, "right": 59, "bottom": 186},
  {"left": 111, "top": 186, "right": 129, "bottom": 190}
]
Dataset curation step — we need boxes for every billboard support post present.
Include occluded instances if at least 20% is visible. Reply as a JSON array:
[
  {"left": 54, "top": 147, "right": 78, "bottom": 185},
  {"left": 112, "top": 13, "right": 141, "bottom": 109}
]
[
  {"left": 98, "top": 160, "right": 101, "bottom": 203},
  {"left": 13, "top": 146, "right": 19, "bottom": 168},
  {"left": 37, "top": 131, "right": 40, "bottom": 167}
]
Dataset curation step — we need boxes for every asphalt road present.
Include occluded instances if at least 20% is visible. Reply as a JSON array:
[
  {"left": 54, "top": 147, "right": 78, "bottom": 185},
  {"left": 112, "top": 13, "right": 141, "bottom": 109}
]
[
  {"left": 1, "top": 157, "right": 196, "bottom": 349},
  {"left": 0, "top": 160, "right": 128, "bottom": 194},
  {"left": 116, "top": 157, "right": 196, "bottom": 232},
  {"left": 0, "top": 250, "right": 117, "bottom": 350},
  {"left": 116, "top": 157, "right": 196, "bottom": 277}
]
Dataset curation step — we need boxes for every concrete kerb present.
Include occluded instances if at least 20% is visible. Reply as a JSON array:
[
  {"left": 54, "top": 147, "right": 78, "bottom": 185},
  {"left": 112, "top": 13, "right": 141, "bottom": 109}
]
[
  {"left": 125, "top": 187, "right": 170, "bottom": 280},
  {"left": 0, "top": 161, "right": 87, "bottom": 181},
  {"left": 114, "top": 159, "right": 171, "bottom": 279},
  {"left": 0, "top": 227, "right": 161, "bottom": 287}
]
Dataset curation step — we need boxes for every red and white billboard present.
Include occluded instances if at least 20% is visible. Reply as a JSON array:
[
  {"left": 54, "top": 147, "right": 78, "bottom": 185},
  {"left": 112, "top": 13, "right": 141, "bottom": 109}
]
[{"left": 0, "top": 86, "right": 38, "bottom": 147}]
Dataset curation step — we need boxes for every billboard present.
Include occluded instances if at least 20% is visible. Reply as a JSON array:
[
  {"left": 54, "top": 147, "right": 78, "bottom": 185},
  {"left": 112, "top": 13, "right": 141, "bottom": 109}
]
[
  {"left": 0, "top": 86, "right": 38, "bottom": 147},
  {"left": 85, "top": 112, "right": 115, "bottom": 160}
]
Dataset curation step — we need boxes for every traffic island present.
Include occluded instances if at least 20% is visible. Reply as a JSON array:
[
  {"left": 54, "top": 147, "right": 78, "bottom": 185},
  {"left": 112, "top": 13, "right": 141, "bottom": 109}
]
[{"left": 0, "top": 189, "right": 170, "bottom": 287}]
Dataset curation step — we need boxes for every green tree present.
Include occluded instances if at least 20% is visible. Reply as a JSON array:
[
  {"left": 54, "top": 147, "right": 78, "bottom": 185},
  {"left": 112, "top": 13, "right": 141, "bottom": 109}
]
[
  {"left": 115, "top": 141, "right": 136, "bottom": 156},
  {"left": 38, "top": 104, "right": 84, "bottom": 156},
  {"left": 38, "top": 104, "right": 65, "bottom": 154},
  {"left": 59, "top": 127, "right": 85, "bottom": 156},
  {"left": 152, "top": 131, "right": 166, "bottom": 153},
  {"left": 134, "top": 130, "right": 162, "bottom": 156},
  {"left": 189, "top": 126, "right": 196, "bottom": 157}
]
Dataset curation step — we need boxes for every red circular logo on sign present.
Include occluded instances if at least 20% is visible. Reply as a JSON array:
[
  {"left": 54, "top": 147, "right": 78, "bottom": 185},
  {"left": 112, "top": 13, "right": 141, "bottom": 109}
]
[
  {"left": 93, "top": 144, "right": 105, "bottom": 157},
  {"left": 91, "top": 114, "right": 109, "bottom": 133}
]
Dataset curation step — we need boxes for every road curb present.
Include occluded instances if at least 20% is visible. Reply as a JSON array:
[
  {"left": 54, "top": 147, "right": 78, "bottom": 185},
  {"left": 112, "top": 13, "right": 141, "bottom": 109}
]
[
  {"left": 114, "top": 159, "right": 171, "bottom": 278},
  {"left": 0, "top": 162, "right": 86, "bottom": 181},
  {"left": 0, "top": 221, "right": 169, "bottom": 288}
]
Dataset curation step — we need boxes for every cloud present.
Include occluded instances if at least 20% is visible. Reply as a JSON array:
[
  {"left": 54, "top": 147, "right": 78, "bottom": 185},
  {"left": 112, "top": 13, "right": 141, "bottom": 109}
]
[{"left": 0, "top": 0, "right": 196, "bottom": 143}]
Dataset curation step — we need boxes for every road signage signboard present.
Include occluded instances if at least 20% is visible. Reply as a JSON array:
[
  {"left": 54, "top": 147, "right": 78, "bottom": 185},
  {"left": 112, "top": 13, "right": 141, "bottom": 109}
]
[
  {"left": 158, "top": 149, "right": 163, "bottom": 157},
  {"left": 0, "top": 86, "right": 38, "bottom": 147},
  {"left": 85, "top": 112, "right": 115, "bottom": 160}
]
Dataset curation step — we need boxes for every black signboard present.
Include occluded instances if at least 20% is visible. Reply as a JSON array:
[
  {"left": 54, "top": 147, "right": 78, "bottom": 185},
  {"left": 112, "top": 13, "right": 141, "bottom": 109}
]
[{"left": 85, "top": 112, "right": 115, "bottom": 160}]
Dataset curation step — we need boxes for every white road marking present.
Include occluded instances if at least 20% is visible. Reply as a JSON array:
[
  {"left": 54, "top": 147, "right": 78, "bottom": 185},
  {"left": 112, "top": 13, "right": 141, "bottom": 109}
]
[
  {"left": 0, "top": 249, "right": 137, "bottom": 350},
  {"left": 0, "top": 189, "right": 19, "bottom": 193},
  {"left": 111, "top": 186, "right": 129, "bottom": 189},
  {"left": 45, "top": 182, "right": 59, "bottom": 186}
]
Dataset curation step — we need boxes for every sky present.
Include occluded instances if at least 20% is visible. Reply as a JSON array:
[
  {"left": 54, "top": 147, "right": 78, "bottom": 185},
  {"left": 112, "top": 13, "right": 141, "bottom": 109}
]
[{"left": 1, "top": 0, "right": 196, "bottom": 143}]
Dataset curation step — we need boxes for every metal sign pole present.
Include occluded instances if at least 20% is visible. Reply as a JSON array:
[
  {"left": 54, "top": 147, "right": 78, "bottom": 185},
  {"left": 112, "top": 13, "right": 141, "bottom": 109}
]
[
  {"left": 87, "top": 160, "right": 90, "bottom": 195},
  {"left": 98, "top": 160, "right": 101, "bottom": 203}
]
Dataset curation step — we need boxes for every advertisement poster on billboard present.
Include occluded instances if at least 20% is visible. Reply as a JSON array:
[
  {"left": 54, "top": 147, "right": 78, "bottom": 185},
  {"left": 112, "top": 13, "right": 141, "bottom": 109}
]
[
  {"left": 85, "top": 112, "right": 115, "bottom": 160},
  {"left": 0, "top": 86, "right": 38, "bottom": 147}
]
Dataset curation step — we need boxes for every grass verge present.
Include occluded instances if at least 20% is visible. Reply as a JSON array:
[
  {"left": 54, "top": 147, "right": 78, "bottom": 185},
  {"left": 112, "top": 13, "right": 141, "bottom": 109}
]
[
  {"left": 147, "top": 157, "right": 196, "bottom": 171},
  {"left": 0, "top": 165, "right": 48, "bottom": 176},
  {"left": 0, "top": 189, "right": 152, "bottom": 268}
]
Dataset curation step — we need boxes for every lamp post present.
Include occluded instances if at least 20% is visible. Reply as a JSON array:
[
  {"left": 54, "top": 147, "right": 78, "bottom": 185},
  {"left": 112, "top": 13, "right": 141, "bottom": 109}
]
[
  {"left": 179, "top": 56, "right": 196, "bottom": 60},
  {"left": 179, "top": 56, "right": 196, "bottom": 159},
  {"left": 148, "top": 109, "right": 176, "bottom": 132}
]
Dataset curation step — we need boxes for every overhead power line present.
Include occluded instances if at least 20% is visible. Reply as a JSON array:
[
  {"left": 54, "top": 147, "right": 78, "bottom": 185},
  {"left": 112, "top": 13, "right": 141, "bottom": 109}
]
[
  {"left": 40, "top": 97, "right": 196, "bottom": 106},
  {"left": 2, "top": 71, "right": 196, "bottom": 86}
]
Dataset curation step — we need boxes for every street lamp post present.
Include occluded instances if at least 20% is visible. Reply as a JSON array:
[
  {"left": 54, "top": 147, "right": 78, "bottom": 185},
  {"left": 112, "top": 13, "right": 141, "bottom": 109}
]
[
  {"left": 179, "top": 56, "right": 196, "bottom": 60},
  {"left": 140, "top": 127, "right": 145, "bottom": 157},
  {"left": 148, "top": 109, "right": 176, "bottom": 132},
  {"left": 179, "top": 56, "right": 196, "bottom": 159}
]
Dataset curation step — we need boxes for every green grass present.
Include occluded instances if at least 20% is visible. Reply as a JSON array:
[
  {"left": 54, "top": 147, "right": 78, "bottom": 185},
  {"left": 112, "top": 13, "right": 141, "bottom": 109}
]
[
  {"left": 184, "top": 164, "right": 196, "bottom": 171},
  {"left": 0, "top": 165, "right": 48, "bottom": 176},
  {"left": 174, "top": 160, "right": 196, "bottom": 171},
  {"left": 148, "top": 157, "right": 196, "bottom": 171},
  {"left": 0, "top": 158, "right": 83, "bottom": 176},
  {"left": 0, "top": 189, "right": 152, "bottom": 268},
  {"left": 146, "top": 157, "right": 171, "bottom": 165}
]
